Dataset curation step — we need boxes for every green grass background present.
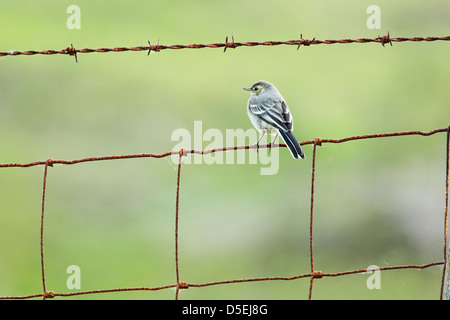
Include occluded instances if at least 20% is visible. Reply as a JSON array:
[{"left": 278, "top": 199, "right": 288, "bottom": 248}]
[{"left": 0, "top": 1, "right": 449, "bottom": 299}]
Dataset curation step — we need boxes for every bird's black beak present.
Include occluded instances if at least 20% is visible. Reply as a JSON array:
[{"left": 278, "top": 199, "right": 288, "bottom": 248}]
[{"left": 243, "top": 87, "right": 252, "bottom": 91}]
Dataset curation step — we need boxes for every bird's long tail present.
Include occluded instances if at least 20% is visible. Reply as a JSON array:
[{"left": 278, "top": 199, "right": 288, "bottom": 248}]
[{"left": 279, "top": 130, "right": 305, "bottom": 159}]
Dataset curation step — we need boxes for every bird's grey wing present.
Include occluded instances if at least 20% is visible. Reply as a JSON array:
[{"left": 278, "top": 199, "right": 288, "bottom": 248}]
[
  {"left": 280, "top": 101, "right": 293, "bottom": 131},
  {"left": 248, "top": 98, "right": 292, "bottom": 132}
]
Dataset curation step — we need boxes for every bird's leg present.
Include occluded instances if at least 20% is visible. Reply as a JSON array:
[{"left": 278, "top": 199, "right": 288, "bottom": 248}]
[
  {"left": 268, "top": 132, "right": 279, "bottom": 154},
  {"left": 255, "top": 131, "right": 266, "bottom": 153}
]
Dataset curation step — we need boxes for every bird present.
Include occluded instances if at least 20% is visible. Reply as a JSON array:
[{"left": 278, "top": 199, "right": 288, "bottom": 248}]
[{"left": 243, "top": 80, "right": 305, "bottom": 159}]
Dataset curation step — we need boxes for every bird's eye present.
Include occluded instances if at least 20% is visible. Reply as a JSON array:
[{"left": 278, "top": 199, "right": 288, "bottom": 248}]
[{"left": 253, "top": 87, "right": 258, "bottom": 91}]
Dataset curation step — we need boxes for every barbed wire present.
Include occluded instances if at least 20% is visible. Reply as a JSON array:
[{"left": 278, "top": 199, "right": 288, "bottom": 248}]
[
  {"left": 1, "top": 33, "right": 449, "bottom": 62},
  {"left": 0, "top": 127, "right": 448, "bottom": 300}
]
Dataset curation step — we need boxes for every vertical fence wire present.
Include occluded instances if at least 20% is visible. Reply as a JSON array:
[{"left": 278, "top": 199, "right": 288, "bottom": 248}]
[
  {"left": 308, "top": 138, "right": 319, "bottom": 299},
  {"left": 175, "top": 150, "right": 184, "bottom": 300},
  {"left": 40, "top": 159, "right": 51, "bottom": 299},
  {"left": 441, "top": 126, "right": 450, "bottom": 300}
]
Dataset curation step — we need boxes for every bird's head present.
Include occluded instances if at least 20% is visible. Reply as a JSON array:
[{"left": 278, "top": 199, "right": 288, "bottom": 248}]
[{"left": 243, "top": 80, "right": 274, "bottom": 95}]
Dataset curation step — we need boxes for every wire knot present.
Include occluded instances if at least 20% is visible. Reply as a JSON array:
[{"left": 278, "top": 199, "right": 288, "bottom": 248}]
[
  {"left": 224, "top": 33, "right": 236, "bottom": 52},
  {"left": 45, "top": 158, "right": 54, "bottom": 167},
  {"left": 312, "top": 271, "right": 323, "bottom": 279},
  {"left": 65, "top": 44, "right": 78, "bottom": 63},
  {"left": 178, "top": 281, "right": 189, "bottom": 289},
  {"left": 377, "top": 31, "right": 393, "bottom": 47},
  {"left": 297, "top": 34, "right": 316, "bottom": 50},
  {"left": 179, "top": 149, "right": 188, "bottom": 157},
  {"left": 314, "top": 137, "right": 322, "bottom": 146},
  {"left": 44, "top": 291, "right": 55, "bottom": 299}
]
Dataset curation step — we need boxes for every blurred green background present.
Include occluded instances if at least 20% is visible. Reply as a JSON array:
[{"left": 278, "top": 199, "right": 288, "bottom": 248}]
[{"left": 0, "top": 1, "right": 449, "bottom": 300}]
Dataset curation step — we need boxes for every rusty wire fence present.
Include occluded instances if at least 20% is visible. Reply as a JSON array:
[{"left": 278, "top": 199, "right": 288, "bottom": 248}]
[
  {"left": 0, "top": 127, "right": 449, "bottom": 300},
  {"left": 1, "top": 33, "right": 449, "bottom": 300}
]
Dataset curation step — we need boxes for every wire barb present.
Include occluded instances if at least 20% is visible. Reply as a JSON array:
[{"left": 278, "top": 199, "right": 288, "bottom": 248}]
[
  {"left": 223, "top": 33, "right": 236, "bottom": 53},
  {"left": 65, "top": 44, "right": 78, "bottom": 63},
  {"left": 377, "top": 31, "right": 393, "bottom": 47},
  {"left": 297, "top": 34, "right": 316, "bottom": 50},
  {"left": 147, "top": 39, "right": 161, "bottom": 56}
]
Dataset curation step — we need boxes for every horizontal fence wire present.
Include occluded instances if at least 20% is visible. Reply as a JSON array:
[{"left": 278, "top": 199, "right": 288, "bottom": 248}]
[
  {"left": 0, "top": 127, "right": 449, "bottom": 300},
  {"left": 0, "top": 33, "right": 449, "bottom": 62}
]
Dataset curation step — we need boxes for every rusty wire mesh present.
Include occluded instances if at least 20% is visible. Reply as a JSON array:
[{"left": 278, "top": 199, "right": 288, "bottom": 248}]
[{"left": 0, "top": 127, "right": 448, "bottom": 300}]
